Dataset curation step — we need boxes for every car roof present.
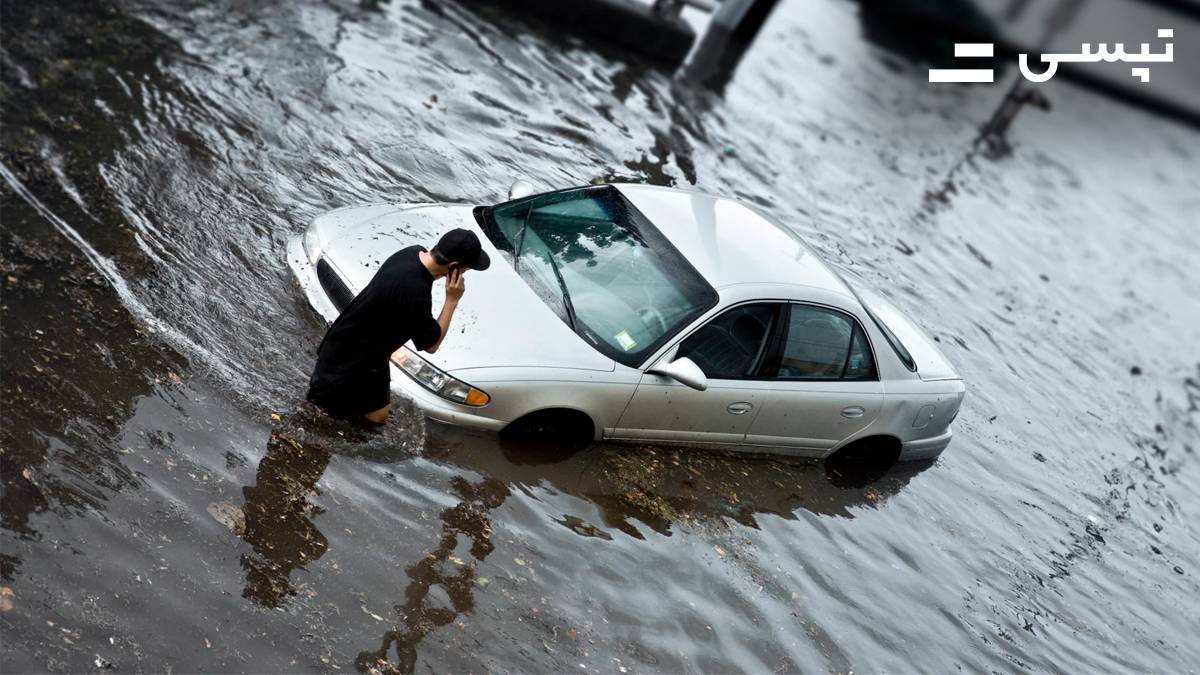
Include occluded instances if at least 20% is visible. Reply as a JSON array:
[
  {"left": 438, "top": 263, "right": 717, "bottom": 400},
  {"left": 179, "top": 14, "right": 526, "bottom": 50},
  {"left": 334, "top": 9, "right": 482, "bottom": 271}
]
[{"left": 613, "top": 183, "right": 853, "bottom": 298}]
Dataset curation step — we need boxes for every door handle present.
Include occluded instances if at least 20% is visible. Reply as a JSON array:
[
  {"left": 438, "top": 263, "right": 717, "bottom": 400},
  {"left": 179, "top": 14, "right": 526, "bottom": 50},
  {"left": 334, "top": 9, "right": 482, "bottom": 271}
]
[
  {"left": 727, "top": 402, "right": 753, "bottom": 415},
  {"left": 841, "top": 406, "right": 865, "bottom": 418}
]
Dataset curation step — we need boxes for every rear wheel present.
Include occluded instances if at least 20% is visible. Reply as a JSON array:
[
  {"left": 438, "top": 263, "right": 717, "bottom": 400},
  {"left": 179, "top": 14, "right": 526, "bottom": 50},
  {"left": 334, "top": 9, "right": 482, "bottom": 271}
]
[{"left": 824, "top": 435, "right": 902, "bottom": 488}]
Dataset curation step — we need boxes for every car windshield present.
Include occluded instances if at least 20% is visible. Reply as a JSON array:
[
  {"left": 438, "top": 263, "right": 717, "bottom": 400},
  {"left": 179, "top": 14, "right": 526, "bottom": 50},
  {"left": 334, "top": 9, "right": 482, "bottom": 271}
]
[{"left": 478, "top": 186, "right": 717, "bottom": 367}]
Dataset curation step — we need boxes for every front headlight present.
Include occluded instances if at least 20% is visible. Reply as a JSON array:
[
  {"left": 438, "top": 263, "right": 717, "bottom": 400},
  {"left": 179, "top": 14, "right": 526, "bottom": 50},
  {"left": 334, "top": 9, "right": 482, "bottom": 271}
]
[{"left": 391, "top": 347, "right": 490, "bottom": 407}]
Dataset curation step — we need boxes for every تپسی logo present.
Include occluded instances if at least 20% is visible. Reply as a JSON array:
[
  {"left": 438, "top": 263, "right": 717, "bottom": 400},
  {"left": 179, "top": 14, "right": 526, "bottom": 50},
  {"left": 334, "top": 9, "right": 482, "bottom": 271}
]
[{"left": 929, "top": 28, "right": 1174, "bottom": 84}]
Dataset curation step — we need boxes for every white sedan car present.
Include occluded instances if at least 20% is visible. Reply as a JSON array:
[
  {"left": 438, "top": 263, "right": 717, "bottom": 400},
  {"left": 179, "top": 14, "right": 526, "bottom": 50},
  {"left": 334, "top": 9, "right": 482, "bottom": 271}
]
[{"left": 289, "top": 182, "right": 964, "bottom": 463}]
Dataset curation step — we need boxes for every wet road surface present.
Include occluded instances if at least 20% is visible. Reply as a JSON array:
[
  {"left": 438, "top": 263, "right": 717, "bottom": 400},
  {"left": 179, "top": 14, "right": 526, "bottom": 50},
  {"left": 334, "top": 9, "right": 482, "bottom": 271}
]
[{"left": 2, "top": 0, "right": 1199, "bottom": 672}]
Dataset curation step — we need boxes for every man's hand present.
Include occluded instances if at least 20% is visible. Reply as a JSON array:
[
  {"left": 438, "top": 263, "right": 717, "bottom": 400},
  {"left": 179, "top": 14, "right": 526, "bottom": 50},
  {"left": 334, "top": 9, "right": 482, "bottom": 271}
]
[
  {"left": 427, "top": 269, "right": 464, "bottom": 354},
  {"left": 446, "top": 268, "right": 466, "bottom": 302}
]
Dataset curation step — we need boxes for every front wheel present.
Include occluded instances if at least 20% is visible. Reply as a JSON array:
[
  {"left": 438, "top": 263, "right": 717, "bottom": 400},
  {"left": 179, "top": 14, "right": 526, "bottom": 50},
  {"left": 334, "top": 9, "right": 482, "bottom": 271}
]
[{"left": 499, "top": 409, "right": 594, "bottom": 462}]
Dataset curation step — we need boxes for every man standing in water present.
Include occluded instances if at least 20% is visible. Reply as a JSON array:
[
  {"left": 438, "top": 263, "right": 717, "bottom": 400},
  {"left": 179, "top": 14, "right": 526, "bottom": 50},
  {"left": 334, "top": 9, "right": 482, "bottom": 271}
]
[{"left": 306, "top": 229, "right": 490, "bottom": 424}]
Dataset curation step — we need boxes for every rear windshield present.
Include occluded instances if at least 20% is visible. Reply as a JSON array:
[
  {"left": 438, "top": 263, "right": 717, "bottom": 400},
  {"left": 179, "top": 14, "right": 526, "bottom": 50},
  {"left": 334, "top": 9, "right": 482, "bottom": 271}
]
[{"left": 862, "top": 304, "right": 916, "bottom": 372}]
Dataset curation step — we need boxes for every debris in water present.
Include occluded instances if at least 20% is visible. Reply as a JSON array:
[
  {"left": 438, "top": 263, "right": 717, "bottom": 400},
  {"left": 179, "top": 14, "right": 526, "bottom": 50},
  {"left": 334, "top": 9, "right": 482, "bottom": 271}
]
[{"left": 206, "top": 501, "right": 246, "bottom": 535}]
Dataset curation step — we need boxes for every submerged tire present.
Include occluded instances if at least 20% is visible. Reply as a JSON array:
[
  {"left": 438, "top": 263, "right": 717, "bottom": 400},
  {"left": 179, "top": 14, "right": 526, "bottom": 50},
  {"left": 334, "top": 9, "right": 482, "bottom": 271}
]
[
  {"left": 499, "top": 409, "right": 594, "bottom": 462},
  {"left": 824, "top": 435, "right": 902, "bottom": 488}
]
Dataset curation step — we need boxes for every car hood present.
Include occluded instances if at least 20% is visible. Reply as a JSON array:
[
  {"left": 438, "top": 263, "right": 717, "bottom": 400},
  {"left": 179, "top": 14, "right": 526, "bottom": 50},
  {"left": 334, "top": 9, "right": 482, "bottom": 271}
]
[{"left": 313, "top": 203, "right": 615, "bottom": 374}]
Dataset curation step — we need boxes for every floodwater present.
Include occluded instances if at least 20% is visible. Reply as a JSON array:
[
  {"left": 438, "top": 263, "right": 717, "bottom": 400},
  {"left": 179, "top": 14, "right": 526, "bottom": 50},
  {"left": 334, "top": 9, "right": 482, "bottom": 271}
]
[{"left": 2, "top": 0, "right": 1198, "bottom": 672}]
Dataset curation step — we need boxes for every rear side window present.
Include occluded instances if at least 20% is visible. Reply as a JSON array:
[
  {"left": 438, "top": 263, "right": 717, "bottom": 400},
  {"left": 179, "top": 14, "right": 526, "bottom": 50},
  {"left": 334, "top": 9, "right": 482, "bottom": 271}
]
[
  {"left": 777, "top": 305, "right": 877, "bottom": 380},
  {"left": 844, "top": 325, "right": 876, "bottom": 379},
  {"left": 863, "top": 306, "right": 916, "bottom": 372},
  {"left": 677, "top": 304, "right": 777, "bottom": 379}
]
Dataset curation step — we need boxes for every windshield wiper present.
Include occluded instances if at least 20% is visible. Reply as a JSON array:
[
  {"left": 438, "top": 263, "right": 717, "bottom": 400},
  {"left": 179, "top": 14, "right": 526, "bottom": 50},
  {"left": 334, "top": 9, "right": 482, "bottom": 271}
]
[
  {"left": 544, "top": 251, "right": 577, "bottom": 331},
  {"left": 510, "top": 208, "right": 576, "bottom": 330},
  {"left": 512, "top": 205, "right": 532, "bottom": 273}
]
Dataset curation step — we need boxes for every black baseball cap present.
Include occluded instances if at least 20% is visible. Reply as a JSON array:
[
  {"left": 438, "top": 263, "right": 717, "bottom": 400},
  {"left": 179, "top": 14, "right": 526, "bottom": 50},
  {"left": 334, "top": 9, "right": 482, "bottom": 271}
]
[{"left": 433, "top": 228, "right": 490, "bottom": 271}]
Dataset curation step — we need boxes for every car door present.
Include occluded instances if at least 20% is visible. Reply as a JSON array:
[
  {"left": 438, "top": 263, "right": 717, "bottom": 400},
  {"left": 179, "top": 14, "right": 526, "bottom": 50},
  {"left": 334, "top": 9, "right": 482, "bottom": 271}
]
[
  {"left": 744, "top": 303, "right": 883, "bottom": 457},
  {"left": 611, "top": 303, "right": 781, "bottom": 449}
]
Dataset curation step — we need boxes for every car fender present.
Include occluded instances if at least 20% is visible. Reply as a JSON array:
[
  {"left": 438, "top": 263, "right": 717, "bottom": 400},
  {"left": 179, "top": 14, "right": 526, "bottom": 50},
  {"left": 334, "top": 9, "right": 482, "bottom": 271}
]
[{"left": 455, "top": 367, "right": 642, "bottom": 440}]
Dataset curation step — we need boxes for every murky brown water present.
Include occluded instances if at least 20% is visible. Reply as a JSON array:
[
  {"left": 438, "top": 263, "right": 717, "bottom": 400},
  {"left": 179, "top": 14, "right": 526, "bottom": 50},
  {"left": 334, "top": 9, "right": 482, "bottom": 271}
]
[{"left": 3, "top": 0, "right": 1199, "bottom": 672}]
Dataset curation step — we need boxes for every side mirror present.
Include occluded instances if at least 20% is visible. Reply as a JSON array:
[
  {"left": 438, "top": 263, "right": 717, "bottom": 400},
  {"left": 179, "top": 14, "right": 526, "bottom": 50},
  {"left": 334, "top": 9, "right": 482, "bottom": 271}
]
[
  {"left": 647, "top": 356, "right": 708, "bottom": 391},
  {"left": 507, "top": 179, "right": 535, "bottom": 201}
]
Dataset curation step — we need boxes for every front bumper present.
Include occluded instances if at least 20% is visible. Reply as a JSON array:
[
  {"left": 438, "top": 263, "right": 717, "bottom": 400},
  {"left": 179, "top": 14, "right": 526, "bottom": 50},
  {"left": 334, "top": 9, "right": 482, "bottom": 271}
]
[
  {"left": 899, "top": 428, "right": 953, "bottom": 461},
  {"left": 388, "top": 364, "right": 506, "bottom": 432}
]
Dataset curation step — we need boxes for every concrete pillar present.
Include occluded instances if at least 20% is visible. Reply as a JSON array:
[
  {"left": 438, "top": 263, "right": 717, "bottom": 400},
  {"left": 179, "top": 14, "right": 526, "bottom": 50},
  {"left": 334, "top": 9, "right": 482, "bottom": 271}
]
[{"left": 680, "top": 0, "right": 782, "bottom": 88}]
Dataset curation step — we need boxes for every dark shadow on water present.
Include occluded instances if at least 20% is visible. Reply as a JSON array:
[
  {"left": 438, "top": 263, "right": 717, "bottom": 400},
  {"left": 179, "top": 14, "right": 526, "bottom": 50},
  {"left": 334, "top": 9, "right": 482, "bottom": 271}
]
[{"left": 0, "top": 0, "right": 195, "bottom": 583}]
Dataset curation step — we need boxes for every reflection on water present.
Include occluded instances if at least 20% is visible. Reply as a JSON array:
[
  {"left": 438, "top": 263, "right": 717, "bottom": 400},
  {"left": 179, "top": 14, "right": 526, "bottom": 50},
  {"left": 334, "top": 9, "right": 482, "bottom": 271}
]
[
  {"left": 357, "top": 475, "right": 510, "bottom": 673},
  {"left": 235, "top": 421, "right": 515, "bottom": 671},
  {"left": 239, "top": 431, "right": 332, "bottom": 607},
  {"left": 440, "top": 425, "right": 928, "bottom": 530},
  {"left": 2, "top": 0, "right": 1199, "bottom": 671},
  {"left": 229, "top": 414, "right": 927, "bottom": 673}
]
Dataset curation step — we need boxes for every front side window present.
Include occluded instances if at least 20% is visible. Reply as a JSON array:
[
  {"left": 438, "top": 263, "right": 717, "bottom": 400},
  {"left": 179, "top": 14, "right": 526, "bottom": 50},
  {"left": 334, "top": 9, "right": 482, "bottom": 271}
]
[
  {"left": 479, "top": 186, "right": 717, "bottom": 367},
  {"left": 676, "top": 304, "right": 778, "bottom": 379},
  {"left": 778, "top": 305, "right": 877, "bottom": 380}
]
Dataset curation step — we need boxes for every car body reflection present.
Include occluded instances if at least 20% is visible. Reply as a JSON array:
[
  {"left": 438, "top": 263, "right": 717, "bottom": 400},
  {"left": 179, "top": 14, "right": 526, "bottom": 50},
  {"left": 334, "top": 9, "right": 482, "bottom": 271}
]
[{"left": 433, "top": 423, "right": 933, "bottom": 532}]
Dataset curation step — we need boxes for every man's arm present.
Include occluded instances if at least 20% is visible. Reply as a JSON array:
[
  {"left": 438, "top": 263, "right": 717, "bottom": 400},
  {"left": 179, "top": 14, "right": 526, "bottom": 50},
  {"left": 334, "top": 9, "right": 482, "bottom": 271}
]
[{"left": 424, "top": 268, "right": 466, "bottom": 354}]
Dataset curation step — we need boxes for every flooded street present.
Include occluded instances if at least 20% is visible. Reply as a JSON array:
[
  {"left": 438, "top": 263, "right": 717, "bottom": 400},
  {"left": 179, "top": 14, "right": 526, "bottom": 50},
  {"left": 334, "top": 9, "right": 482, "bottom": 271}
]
[{"left": 3, "top": 0, "right": 1199, "bottom": 671}]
